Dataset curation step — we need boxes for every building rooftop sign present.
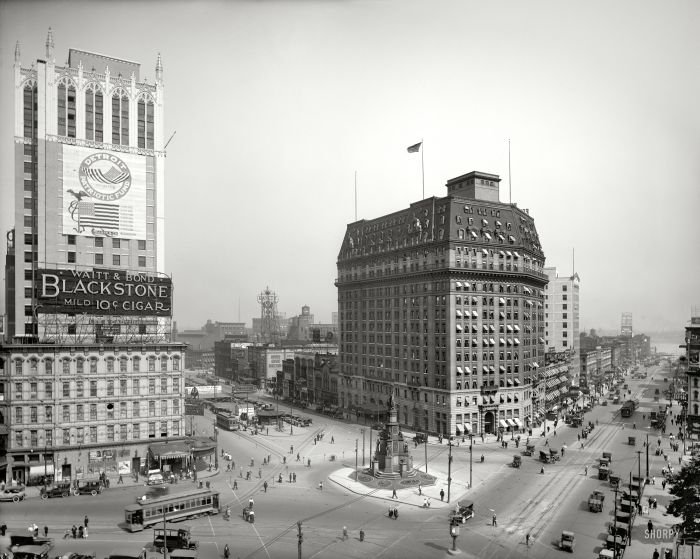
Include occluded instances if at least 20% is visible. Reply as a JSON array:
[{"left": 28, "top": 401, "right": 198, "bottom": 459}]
[{"left": 37, "top": 268, "right": 172, "bottom": 316}]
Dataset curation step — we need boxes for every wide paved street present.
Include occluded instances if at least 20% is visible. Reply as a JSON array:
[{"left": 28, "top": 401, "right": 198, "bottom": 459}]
[{"left": 0, "top": 360, "right": 684, "bottom": 559}]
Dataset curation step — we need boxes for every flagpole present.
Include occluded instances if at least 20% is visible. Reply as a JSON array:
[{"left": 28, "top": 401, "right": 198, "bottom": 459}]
[
  {"left": 508, "top": 138, "right": 512, "bottom": 205},
  {"left": 421, "top": 138, "right": 425, "bottom": 200},
  {"left": 354, "top": 170, "right": 357, "bottom": 222}
]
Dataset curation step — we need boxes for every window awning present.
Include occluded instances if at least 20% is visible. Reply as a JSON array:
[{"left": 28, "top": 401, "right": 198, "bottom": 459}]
[
  {"left": 514, "top": 325, "right": 520, "bottom": 332},
  {"left": 499, "top": 297, "right": 506, "bottom": 304},
  {"left": 489, "top": 366, "right": 495, "bottom": 373},
  {"left": 483, "top": 325, "right": 489, "bottom": 332},
  {"left": 539, "top": 337, "right": 545, "bottom": 344},
  {"left": 498, "top": 250, "right": 505, "bottom": 257},
  {"left": 514, "top": 378, "right": 520, "bottom": 386},
  {"left": 456, "top": 324, "right": 463, "bottom": 332},
  {"left": 506, "top": 251, "right": 512, "bottom": 257},
  {"left": 463, "top": 282, "right": 471, "bottom": 289},
  {"left": 523, "top": 287, "right": 531, "bottom": 294},
  {"left": 506, "top": 325, "right": 513, "bottom": 332},
  {"left": 482, "top": 366, "right": 489, "bottom": 374},
  {"left": 499, "top": 312, "right": 505, "bottom": 319},
  {"left": 500, "top": 365, "right": 506, "bottom": 372},
  {"left": 471, "top": 297, "right": 478, "bottom": 304},
  {"left": 472, "top": 311, "right": 478, "bottom": 319},
  {"left": 506, "top": 378, "right": 513, "bottom": 386},
  {"left": 463, "top": 423, "right": 472, "bottom": 433},
  {"left": 506, "top": 419, "right": 516, "bottom": 427},
  {"left": 481, "top": 249, "right": 488, "bottom": 256},
  {"left": 456, "top": 281, "right": 463, "bottom": 288},
  {"left": 508, "top": 235, "right": 515, "bottom": 242},
  {"left": 507, "top": 338, "right": 512, "bottom": 345},
  {"left": 465, "top": 367, "right": 471, "bottom": 374},
  {"left": 470, "top": 230, "right": 478, "bottom": 239},
  {"left": 514, "top": 338, "right": 520, "bottom": 345},
  {"left": 457, "top": 366, "right": 463, "bottom": 374},
  {"left": 484, "top": 232, "right": 492, "bottom": 240},
  {"left": 456, "top": 310, "right": 463, "bottom": 317},
  {"left": 482, "top": 219, "right": 489, "bottom": 227},
  {"left": 455, "top": 425, "right": 462, "bottom": 435},
  {"left": 513, "top": 251, "right": 520, "bottom": 258},
  {"left": 482, "top": 339, "right": 489, "bottom": 346},
  {"left": 471, "top": 324, "right": 478, "bottom": 332},
  {"left": 531, "top": 362, "right": 539, "bottom": 369},
  {"left": 513, "top": 418, "right": 522, "bottom": 427},
  {"left": 489, "top": 338, "right": 496, "bottom": 346},
  {"left": 498, "top": 234, "right": 505, "bottom": 241},
  {"left": 499, "top": 420, "right": 508, "bottom": 428},
  {"left": 499, "top": 338, "right": 506, "bottom": 345}
]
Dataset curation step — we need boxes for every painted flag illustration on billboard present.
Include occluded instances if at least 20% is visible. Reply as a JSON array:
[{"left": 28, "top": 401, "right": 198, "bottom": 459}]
[
  {"left": 83, "top": 166, "right": 130, "bottom": 185},
  {"left": 78, "top": 201, "right": 120, "bottom": 230}
]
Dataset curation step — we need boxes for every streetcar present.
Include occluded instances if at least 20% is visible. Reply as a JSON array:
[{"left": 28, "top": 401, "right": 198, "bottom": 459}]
[
  {"left": 124, "top": 488, "right": 220, "bottom": 532},
  {"left": 215, "top": 411, "right": 240, "bottom": 431}
]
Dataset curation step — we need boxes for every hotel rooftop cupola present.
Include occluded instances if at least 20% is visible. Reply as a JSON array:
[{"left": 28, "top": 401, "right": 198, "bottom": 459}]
[{"left": 446, "top": 171, "right": 501, "bottom": 203}]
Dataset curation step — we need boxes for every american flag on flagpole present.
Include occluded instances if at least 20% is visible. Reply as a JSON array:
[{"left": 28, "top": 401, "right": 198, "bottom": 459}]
[
  {"left": 78, "top": 201, "right": 120, "bottom": 230},
  {"left": 407, "top": 142, "right": 422, "bottom": 153}
]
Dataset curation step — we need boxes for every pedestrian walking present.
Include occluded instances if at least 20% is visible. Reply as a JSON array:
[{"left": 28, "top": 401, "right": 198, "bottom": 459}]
[
  {"left": 233, "top": 480, "right": 238, "bottom": 490},
  {"left": 342, "top": 526, "right": 348, "bottom": 541},
  {"left": 662, "top": 479, "right": 667, "bottom": 490},
  {"left": 258, "top": 468, "right": 262, "bottom": 478},
  {"left": 293, "top": 472, "right": 297, "bottom": 482},
  {"left": 492, "top": 513, "right": 497, "bottom": 527},
  {"left": 392, "top": 487, "right": 398, "bottom": 499},
  {"left": 84, "top": 515, "right": 89, "bottom": 529},
  {"left": 78, "top": 526, "right": 84, "bottom": 539},
  {"left": 653, "top": 548, "right": 660, "bottom": 559},
  {"left": 249, "top": 497, "right": 254, "bottom": 509},
  {"left": 418, "top": 483, "right": 422, "bottom": 496},
  {"left": 584, "top": 466, "right": 588, "bottom": 476},
  {"left": 44, "top": 526, "right": 48, "bottom": 537},
  {"left": 526, "top": 533, "right": 531, "bottom": 546},
  {"left": 319, "top": 481, "right": 323, "bottom": 490},
  {"left": 71, "top": 525, "right": 77, "bottom": 538},
  {"left": 331, "top": 436, "right": 335, "bottom": 444},
  {"left": 118, "top": 474, "right": 123, "bottom": 484},
  {"left": 289, "top": 473, "right": 292, "bottom": 483},
  {"left": 440, "top": 488, "right": 445, "bottom": 501},
  {"left": 359, "top": 528, "right": 365, "bottom": 542},
  {"left": 263, "top": 481, "right": 268, "bottom": 493}
]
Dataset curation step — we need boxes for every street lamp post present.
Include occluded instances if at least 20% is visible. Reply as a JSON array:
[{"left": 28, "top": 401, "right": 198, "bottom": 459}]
[
  {"left": 355, "top": 439, "right": 358, "bottom": 481},
  {"left": 449, "top": 523, "right": 460, "bottom": 554},
  {"left": 361, "top": 429, "right": 365, "bottom": 467},
  {"left": 469, "top": 433, "right": 473, "bottom": 489}
]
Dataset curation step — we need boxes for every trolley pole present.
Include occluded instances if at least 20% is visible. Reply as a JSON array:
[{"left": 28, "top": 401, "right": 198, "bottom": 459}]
[
  {"left": 355, "top": 439, "right": 358, "bottom": 481},
  {"left": 425, "top": 438, "right": 428, "bottom": 474},
  {"left": 447, "top": 441, "right": 453, "bottom": 503},
  {"left": 469, "top": 433, "right": 473, "bottom": 489},
  {"left": 645, "top": 434, "right": 649, "bottom": 478},
  {"left": 361, "top": 429, "right": 366, "bottom": 467},
  {"left": 369, "top": 428, "right": 373, "bottom": 474}
]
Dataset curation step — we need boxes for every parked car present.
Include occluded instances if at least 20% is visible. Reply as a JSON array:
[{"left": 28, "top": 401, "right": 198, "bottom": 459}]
[
  {"left": 0, "top": 486, "right": 26, "bottom": 502},
  {"left": 74, "top": 481, "right": 104, "bottom": 496},
  {"left": 413, "top": 433, "right": 428, "bottom": 444},
  {"left": 40, "top": 483, "right": 72, "bottom": 499}
]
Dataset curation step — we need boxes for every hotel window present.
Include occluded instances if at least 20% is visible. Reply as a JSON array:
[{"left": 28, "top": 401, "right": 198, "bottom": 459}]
[
  {"left": 133, "top": 357, "right": 140, "bottom": 372},
  {"left": 23, "top": 82, "right": 37, "bottom": 138},
  {"left": 120, "top": 379, "right": 127, "bottom": 396},
  {"left": 160, "top": 421, "right": 168, "bottom": 437},
  {"left": 172, "top": 399, "right": 179, "bottom": 415},
  {"left": 149, "top": 401, "right": 156, "bottom": 416},
  {"left": 30, "top": 382, "right": 37, "bottom": 399},
  {"left": 120, "top": 424, "right": 127, "bottom": 441},
  {"left": 68, "top": 251, "right": 77, "bottom": 264},
  {"left": 112, "top": 238, "right": 120, "bottom": 249},
  {"left": 76, "top": 380, "right": 84, "bottom": 397},
  {"left": 90, "top": 380, "right": 97, "bottom": 397},
  {"left": 15, "top": 431, "right": 23, "bottom": 448},
  {"left": 77, "top": 427, "right": 85, "bottom": 444},
  {"left": 107, "top": 380, "right": 114, "bottom": 396},
  {"left": 149, "top": 358, "right": 156, "bottom": 373},
  {"left": 132, "top": 378, "right": 140, "bottom": 395},
  {"left": 172, "top": 421, "right": 179, "bottom": 436},
  {"left": 15, "top": 359, "right": 23, "bottom": 375},
  {"left": 76, "top": 404, "right": 84, "bottom": 421},
  {"left": 173, "top": 357, "right": 180, "bottom": 371},
  {"left": 107, "top": 403, "right": 114, "bottom": 420},
  {"left": 161, "top": 400, "right": 168, "bottom": 415},
  {"left": 90, "top": 359, "right": 97, "bottom": 373},
  {"left": 63, "top": 429, "right": 70, "bottom": 445},
  {"left": 62, "top": 359, "right": 70, "bottom": 374},
  {"left": 30, "top": 430, "right": 38, "bottom": 447},
  {"left": 95, "top": 237, "right": 103, "bottom": 247},
  {"left": 45, "top": 406, "right": 52, "bottom": 422},
  {"left": 62, "top": 382, "right": 70, "bottom": 397},
  {"left": 120, "top": 358, "right": 128, "bottom": 373},
  {"left": 89, "top": 426, "right": 97, "bottom": 443},
  {"left": 161, "top": 378, "right": 168, "bottom": 393},
  {"left": 113, "top": 254, "right": 121, "bottom": 266},
  {"left": 15, "top": 407, "right": 23, "bottom": 423},
  {"left": 76, "top": 358, "right": 84, "bottom": 374},
  {"left": 67, "top": 234, "right": 76, "bottom": 245},
  {"left": 107, "top": 359, "right": 114, "bottom": 373},
  {"left": 45, "top": 429, "right": 52, "bottom": 447},
  {"left": 138, "top": 239, "right": 146, "bottom": 250},
  {"left": 133, "top": 423, "right": 141, "bottom": 439},
  {"left": 137, "top": 97, "right": 155, "bottom": 149},
  {"left": 107, "top": 425, "right": 114, "bottom": 441},
  {"left": 120, "top": 401, "right": 127, "bottom": 418},
  {"left": 133, "top": 401, "right": 140, "bottom": 417},
  {"left": 138, "top": 256, "right": 146, "bottom": 267},
  {"left": 90, "top": 404, "right": 97, "bottom": 421},
  {"left": 149, "top": 422, "right": 156, "bottom": 438},
  {"left": 160, "top": 358, "right": 168, "bottom": 373},
  {"left": 62, "top": 405, "right": 70, "bottom": 422},
  {"left": 111, "top": 89, "right": 129, "bottom": 146},
  {"left": 57, "top": 80, "right": 76, "bottom": 138},
  {"left": 149, "top": 378, "right": 156, "bottom": 394},
  {"left": 85, "top": 86, "right": 104, "bottom": 142},
  {"left": 45, "top": 360, "right": 53, "bottom": 374}
]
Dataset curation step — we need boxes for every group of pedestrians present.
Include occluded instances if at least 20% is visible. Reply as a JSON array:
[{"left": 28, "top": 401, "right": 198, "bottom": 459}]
[{"left": 62, "top": 516, "right": 89, "bottom": 539}]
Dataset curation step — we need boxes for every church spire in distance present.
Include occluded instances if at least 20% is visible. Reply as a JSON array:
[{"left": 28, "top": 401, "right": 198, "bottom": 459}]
[{"left": 14, "top": 41, "right": 20, "bottom": 64}]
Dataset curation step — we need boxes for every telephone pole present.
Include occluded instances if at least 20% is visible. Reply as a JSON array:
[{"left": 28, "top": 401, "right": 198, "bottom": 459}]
[
  {"left": 447, "top": 441, "right": 453, "bottom": 503},
  {"left": 297, "top": 521, "right": 303, "bottom": 559}
]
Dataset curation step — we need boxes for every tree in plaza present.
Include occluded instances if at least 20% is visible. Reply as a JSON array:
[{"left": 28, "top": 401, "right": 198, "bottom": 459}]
[{"left": 665, "top": 454, "right": 700, "bottom": 541}]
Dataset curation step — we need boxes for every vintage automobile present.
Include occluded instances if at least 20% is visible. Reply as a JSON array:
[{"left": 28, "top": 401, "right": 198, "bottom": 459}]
[
  {"left": 153, "top": 524, "right": 198, "bottom": 553},
  {"left": 540, "top": 450, "right": 551, "bottom": 463},
  {"left": 449, "top": 500, "right": 475, "bottom": 525},
  {"left": 40, "top": 483, "right": 72, "bottom": 499},
  {"left": 9, "top": 544, "right": 53, "bottom": 559},
  {"left": 599, "top": 464, "right": 610, "bottom": 480},
  {"left": 589, "top": 490, "right": 606, "bottom": 511},
  {"left": 609, "top": 474, "right": 621, "bottom": 489},
  {"left": 549, "top": 448, "right": 561, "bottom": 462},
  {"left": 74, "top": 481, "right": 104, "bottom": 496},
  {"left": 512, "top": 455, "right": 522, "bottom": 468},
  {"left": 413, "top": 432, "right": 428, "bottom": 444},
  {"left": 559, "top": 531, "right": 576, "bottom": 552},
  {"left": 0, "top": 485, "right": 26, "bottom": 502},
  {"left": 523, "top": 443, "right": 536, "bottom": 456}
]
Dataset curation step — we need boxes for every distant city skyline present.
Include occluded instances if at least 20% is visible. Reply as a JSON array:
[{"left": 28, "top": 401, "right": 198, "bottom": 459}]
[{"left": 1, "top": 1, "right": 698, "bottom": 336}]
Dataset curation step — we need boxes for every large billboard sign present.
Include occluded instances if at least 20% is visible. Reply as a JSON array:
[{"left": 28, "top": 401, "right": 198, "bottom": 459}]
[
  {"left": 62, "top": 146, "right": 147, "bottom": 239},
  {"left": 38, "top": 268, "right": 172, "bottom": 316}
]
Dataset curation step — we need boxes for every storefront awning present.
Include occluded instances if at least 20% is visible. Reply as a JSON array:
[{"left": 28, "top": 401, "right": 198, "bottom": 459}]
[
  {"left": 499, "top": 420, "right": 508, "bottom": 428},
  {"left": 513, "top": 418, "right": 523, "bottom": 427},
  {"left": 150, "top": 442, "right": 192, "bottom": 460},
  {"left": 463, "top": 423, "right": 472, "bottom": 433},
  {"left": 457, "top": 366, "right": 463, "bottom": 374},
  {"left": 465, "top": 366, "right": 471, "bottom": 374},
  {"left": 29, "top": 464, "right": 54, "bottom": 477},
  {"left": 506, "top": 419, "right": 516, "bottom": 427}
]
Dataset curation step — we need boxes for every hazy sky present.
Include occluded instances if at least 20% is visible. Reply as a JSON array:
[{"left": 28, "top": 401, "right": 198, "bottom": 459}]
[{"left": 1, "top": 0, "right": 698, "bottom": 334}]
